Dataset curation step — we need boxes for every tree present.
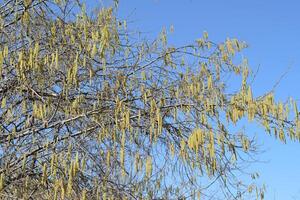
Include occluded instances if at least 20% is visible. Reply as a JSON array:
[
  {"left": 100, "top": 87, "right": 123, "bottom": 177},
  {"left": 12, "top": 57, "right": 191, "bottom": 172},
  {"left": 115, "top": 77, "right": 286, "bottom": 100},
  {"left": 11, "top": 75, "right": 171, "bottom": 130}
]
[{"left": 0, "top": 0, "right": 298, "bottom": 199}]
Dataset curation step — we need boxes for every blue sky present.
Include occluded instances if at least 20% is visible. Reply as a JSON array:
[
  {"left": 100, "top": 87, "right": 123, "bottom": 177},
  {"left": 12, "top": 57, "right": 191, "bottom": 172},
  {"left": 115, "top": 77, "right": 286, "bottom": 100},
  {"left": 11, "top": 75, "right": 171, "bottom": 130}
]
[{"left": 100, "top": 0, "right": 300, "bottom": 199}]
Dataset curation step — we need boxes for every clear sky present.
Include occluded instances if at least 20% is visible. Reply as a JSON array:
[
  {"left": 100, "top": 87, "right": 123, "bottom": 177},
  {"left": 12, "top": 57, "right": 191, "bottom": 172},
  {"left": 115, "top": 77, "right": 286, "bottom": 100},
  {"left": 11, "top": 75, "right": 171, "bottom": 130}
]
[{"left": 101, "top": 0, "right": 300, "bottom": 199}]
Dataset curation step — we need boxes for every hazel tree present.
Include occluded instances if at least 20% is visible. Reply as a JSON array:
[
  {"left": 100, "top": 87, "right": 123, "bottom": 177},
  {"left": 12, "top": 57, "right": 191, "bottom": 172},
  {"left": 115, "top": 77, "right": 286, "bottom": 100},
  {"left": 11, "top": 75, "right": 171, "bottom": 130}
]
[{"left": 0, "top": 0, "right": 299, "bottom": 199}]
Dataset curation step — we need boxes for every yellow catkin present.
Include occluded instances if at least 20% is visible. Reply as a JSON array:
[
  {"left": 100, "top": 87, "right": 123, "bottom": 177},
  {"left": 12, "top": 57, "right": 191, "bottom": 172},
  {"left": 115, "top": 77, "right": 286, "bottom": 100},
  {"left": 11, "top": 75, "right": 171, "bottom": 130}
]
[
  {"left": 34, "top": 42, "right": 39, "bottom": 57},
  {"left": 294, "top": 100, "right": 299, "bottom": 119},
  {"left": 25, "top": 175, "right": 29, "bottom": 188},
  {"left": 41, "top": 163, "right": 47, "bottom": 185},
  {"left": 53, "top": 184, "right": 58, "bottom": 200},
  {"left": 0, "top": 51, "right": 3, "bottom": 77},
  {"left": 169, "top": 143, "right": 175, "bottom": 158},
  {"left": 209, "top": 130, "right": 215, "bottom": 158},
  {"left": 247, "top": 86, "right": 253, "bottom": 103},
  {"left": 22, "top": 155, "right": 27, "bottom": 171},
  {"left": 55, "top": 49, "right": 59, "bottom": 69},
  {"left": 156, "top": 108, "right": 162, "bottom": 135},
  {"left": 134, "top": 153, "right": 140, "bottom": 172},
  {"left": 91, "top": 43, "right": 97, "bottom": 58},
  {"left": 74, "top": 152, "right": 79, "bottom": 174},
  {"left": 0, "top": 173, "right": 4, "bottom": 191},
  {"left": 67, "top": 164, "right": 73, "bottom": 196},
  {"left": 60, "top": 179, "right": 65, "bottom": 199},
  {"left": 145, "top": 156, "right": 152, "bottom": 178},
  {"left": 279, "top": 128, "right": 285, "bottom": 142},
  {"left": 1, "top": 97, "right": 6, "bottom": 109},
  {"left": 106, "top": 150, "right": 111, "bottom": 167},
  {"left": 81, "top": 189, "right": 87, "bottom": 200},
  {"left": 120, "top": 147, "right": 125, "bottom": 171}
]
